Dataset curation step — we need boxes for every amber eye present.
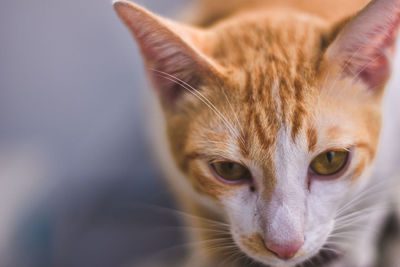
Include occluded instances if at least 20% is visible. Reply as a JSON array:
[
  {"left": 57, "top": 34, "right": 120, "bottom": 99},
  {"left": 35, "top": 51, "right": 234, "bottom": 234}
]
[
  {"left": 210, "top": 161, "right": 250, "bottom": 182},
  {"left": 310, "top": 150, "right": 349, "bottom": 176}
]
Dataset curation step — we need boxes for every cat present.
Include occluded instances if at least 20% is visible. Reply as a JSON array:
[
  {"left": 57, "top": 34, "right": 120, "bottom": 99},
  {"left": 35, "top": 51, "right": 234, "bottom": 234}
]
[{"left": 113, "top": 0, "right": 400, "bottom": 266}]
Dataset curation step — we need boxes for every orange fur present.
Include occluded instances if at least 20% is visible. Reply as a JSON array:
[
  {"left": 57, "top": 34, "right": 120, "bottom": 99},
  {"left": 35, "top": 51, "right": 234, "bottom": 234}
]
[{"left": 114, "top": 0, "right": 399, "bottom": 265}]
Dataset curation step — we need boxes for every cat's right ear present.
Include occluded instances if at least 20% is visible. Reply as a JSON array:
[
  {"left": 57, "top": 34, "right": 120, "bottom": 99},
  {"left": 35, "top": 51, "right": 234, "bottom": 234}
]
[
  {"left": 113, "top": 1, "right": 223, "bottom": 105},
  {"left": 323, "top": 0, "right": 400, "bottom": 93}
]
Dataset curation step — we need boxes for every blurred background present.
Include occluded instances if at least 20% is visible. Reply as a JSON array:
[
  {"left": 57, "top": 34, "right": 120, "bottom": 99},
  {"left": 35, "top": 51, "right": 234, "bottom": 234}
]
[{"left": 0, "top": 0, "right": 193, "bottom": 266}]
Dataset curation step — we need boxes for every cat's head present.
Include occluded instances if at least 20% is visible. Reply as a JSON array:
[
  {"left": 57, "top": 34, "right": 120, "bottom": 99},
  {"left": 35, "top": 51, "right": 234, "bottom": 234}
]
[{"left": 114, "top": 0, "right": 400, "bottom": 265}]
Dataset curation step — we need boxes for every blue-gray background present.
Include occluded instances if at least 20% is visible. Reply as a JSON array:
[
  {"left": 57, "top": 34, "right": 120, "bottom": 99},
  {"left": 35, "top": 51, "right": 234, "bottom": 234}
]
[{"left": 0, "top": 0, "right": 192, "bottom": 266}]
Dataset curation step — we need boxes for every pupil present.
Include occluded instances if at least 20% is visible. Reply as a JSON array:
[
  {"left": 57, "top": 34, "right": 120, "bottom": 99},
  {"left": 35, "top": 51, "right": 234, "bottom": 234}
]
[
  {"left": 227, "top": 162, "right": 235, "bottom": 170},
  {"left": 326, "top": 151, "right": 334, "bottom": 163}
]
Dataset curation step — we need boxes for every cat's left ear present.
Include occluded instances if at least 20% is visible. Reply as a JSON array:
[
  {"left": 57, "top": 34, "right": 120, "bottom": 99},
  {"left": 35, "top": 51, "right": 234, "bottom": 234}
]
[
  {"left": 324, "top": 0, "right": 400, "bottom": 92},
  {"left": 113, "top": 1, "right": 223, "bottom": 104}
]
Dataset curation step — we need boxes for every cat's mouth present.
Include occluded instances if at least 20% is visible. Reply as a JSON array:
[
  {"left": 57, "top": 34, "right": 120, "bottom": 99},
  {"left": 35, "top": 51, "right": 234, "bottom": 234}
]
[
  {"left": 230, "top": 226, "right": 339, "bottom": 267},
  {"left": 235, "top": 244, "right": 341, "bottom": 267}
]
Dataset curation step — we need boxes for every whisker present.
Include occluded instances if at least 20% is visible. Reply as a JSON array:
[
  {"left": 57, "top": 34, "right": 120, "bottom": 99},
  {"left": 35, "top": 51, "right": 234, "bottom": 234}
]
[
  {"left": 126, "top": 203, "right": 229, "bottom": 228},
  {"left": 220, "top": 85, "right": 246, "bottom": 145},
  {"left": 160, "top": 225, "right": 230, "bottom": 235},
  {"left": 150, "top": 69, "right": 244, "bottom": 146},
  {"left": 336, "top": 177, "right": 393, "bottom": 217}
]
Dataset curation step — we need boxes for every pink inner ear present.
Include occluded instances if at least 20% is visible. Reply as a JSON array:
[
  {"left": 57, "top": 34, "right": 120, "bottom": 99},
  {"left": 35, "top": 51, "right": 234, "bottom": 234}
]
[
  {"left": 149, "top": 66, "right": 199, "bottom": 102},
  {"left": 344, "top": 41, "right": 393, "bottom": 90},
  {"left": 339, "top": 2, "right": 400, "bottom": 89},
  {"left": 144, "top": 44, "right": 193, "bottom": 100},
  {"left": 134, "top": 26, "right": 202, "bottom": 102},
  {"left": 114, "top": 2, "right": 213, "bottom": 103},
  {"left": 356, "top": 55, "right": 391, "bottom": 90}
]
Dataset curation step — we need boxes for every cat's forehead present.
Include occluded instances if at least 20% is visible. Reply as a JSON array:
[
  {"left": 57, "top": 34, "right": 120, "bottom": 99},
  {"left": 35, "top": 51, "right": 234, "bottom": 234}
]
[
  {"left": 199, "top": 16, "right": 326, "bottom": 157},
  {"left": 208, "top": 10, "right": 328, "bottom": 70}
]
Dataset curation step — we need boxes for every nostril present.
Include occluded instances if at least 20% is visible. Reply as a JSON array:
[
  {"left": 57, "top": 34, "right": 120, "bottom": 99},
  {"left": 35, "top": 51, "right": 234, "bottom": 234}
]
[{"left": 266, "top": 240, "right": 304, "bottom": 260}]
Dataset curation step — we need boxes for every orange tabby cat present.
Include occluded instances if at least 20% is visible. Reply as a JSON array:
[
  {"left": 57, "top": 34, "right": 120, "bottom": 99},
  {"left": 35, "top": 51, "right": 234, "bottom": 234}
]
[{"left": 114, "top": 0, "right": 400, "bottom": 266}]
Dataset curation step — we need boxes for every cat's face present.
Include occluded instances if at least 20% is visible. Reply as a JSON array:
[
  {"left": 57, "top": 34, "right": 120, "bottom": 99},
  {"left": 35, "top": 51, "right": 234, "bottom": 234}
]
[
  {"left": 115, "top": 0, "right": 399, "bottom": 265},
  {"left": 162, "top": 18, "right": 381, "bottom": 266}
]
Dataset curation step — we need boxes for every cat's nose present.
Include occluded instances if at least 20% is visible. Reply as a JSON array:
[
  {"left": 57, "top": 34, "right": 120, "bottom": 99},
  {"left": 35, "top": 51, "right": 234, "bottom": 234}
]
[{"left": 266, "top": 240, "right": 303, "bottom": 260}]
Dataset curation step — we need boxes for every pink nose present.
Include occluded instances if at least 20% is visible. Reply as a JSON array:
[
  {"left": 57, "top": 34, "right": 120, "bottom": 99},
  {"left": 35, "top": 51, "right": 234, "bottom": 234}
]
[{"left": 266, "top": 241, "right": 303, "bottom": 259}]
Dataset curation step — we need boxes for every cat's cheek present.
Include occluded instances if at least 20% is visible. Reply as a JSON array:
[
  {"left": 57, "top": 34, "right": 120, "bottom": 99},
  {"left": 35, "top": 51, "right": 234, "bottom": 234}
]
[
  {"left": 298, "top": 220, "right": 336, "bottom": 264},
  {"left": 222, "top": 187, "right": 281, "bottom": 262},
  {"left": 221, "top": 186, "right": 260, "bottom": 230}
]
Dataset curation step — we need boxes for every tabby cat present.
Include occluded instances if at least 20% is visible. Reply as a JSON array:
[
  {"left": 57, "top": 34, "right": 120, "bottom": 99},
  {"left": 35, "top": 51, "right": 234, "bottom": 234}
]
[{"left": 114, "top": 0, "right": 400, "bottom": 266}]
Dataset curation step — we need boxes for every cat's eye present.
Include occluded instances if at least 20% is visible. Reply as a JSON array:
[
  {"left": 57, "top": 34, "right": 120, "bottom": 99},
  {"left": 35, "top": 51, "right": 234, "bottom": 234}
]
[
  {"left": 210, "top": 161, "right": 250, "bottom": 182},
  {"left": 310, "top": 150, "right": 349, "bottom": 176}
]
